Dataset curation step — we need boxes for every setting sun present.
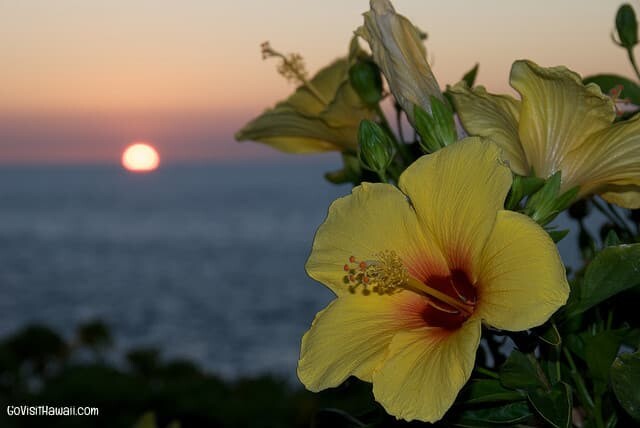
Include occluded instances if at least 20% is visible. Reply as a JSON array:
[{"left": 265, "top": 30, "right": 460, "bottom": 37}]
[{"left": 121, "top": 143, "right": 160, "bottom": 172}]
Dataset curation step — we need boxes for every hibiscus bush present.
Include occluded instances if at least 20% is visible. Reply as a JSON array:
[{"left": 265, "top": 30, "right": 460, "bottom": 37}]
[{"left": 238, "top": 1, "right": 640, "bottom": 427}]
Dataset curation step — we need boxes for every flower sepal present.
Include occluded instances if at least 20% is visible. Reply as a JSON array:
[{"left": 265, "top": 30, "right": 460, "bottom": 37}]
[
  {"left": 524, "top": 172, "right": 580, "bottom": 226},
  {"left": 506, "top": 174, "right": 546, "bottom": 210},
  {"left": 413, "top": 98, "right": 457, "bottom": 153}
]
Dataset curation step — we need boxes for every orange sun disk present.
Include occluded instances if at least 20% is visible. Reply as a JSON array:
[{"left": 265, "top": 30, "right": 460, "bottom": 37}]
[{"left": 122, "top": 143, "right": 160, "bottom": 172}]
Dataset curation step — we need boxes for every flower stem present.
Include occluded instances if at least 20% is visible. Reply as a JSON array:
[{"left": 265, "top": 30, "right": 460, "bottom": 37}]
[
  {"left": 527, "top": 352, "right": 551, "bottom": 392},
  {"left": 627, "top": 47, "right": 640, "bottom": 81},
  {"left": 594, "top": 394, "right": 605, "bottom": 428},
  {"left": 475, "top": 367, "right": 500, "bottom": 379},
  {"left": 563, "top": 347, "right": 595, "bottom": 410}
]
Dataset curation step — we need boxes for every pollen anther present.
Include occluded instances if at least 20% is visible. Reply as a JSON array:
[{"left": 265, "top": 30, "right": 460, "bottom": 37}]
[
  {"left": 341, "top": 251, "right": 476, "bottom": 317},
  {"left": 342, "top": 251, "right": 408, "bottom": 295}
]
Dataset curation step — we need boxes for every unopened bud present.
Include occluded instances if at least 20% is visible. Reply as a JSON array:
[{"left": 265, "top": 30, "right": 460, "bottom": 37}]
[
  {"left": 349, "top": 60, "right": 383, "bottom": 106},
  {"left": 616, "top": 4, "right": 638, "bottom": 49},
  {"left": 357, "top": 120, "right": 395, "bottom": 175}
]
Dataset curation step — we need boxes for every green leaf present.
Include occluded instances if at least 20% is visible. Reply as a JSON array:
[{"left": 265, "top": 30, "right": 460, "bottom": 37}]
[
  {"left": 565, "top": 243, "right": 640, "bottom": 318},
  {"left": 537, "top": 323, "right": 562, "bottom": 347},
  {"left": 547, "top": 228, "right": 570, "bottom": 243},
  {"left": 450, "top": 402, "right": 532, "bottom": 426},
  {"left": 583, "top": 331, "right": 622, "bottom": 383},
  {"left": 459, "top": 379, "right": 526, "bottom": 405},
  {"left": 527, "top": 382, "right": 572, "bottom": 428},
  {"left": 619, "top": 326, "right": 640, "bottom": 348},
  {"left": 565, "top": 334, "right": 585, "bottom": 359},
  {"left": 611, "top": 350, "right": 640, "bottom": 421},
  {"left": 500, "top": 350, "right": 543, "bottom": 391},
  {"left": 604, "top": 229, "right": 622, "bottom": 247},
  {"left": 462, "top": 63, "right": 479, "bottom": 87},
  {"left": 584, "top": 74, "right": 640, "bottom": 105}
]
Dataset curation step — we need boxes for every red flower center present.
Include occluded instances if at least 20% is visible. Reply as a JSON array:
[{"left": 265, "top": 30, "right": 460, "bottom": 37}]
[{"left": 421, "top": 269, "right": 477, "bottom": 330}]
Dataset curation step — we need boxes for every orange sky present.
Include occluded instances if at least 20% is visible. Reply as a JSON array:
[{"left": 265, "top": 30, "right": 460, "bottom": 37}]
[{"left": 0, "top": 0, "right": 637, "bottom": 163}]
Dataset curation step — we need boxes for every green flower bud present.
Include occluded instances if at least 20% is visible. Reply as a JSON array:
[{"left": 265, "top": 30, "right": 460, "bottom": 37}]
[
  {"left": 413, "top": 97, "right": 457, "bottom": 154},
  {"left": 616, "top": 4, "right": 638, "bottom": 49},
  {"left": 349, "top": 60, "right": 383, "bottom": 106},
  {"left": 357, "top": 120, "right": 396, "bottom": 176}
]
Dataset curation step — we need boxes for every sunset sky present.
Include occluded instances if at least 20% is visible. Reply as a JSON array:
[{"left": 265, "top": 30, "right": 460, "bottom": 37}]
[{"left": 1, "top": 0, "right": 637, "bottom": 164}]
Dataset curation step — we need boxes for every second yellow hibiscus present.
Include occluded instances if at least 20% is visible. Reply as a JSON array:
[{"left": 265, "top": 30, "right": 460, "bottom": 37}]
[{"left": 450, "top": 60, "right": 640, "bottom": 208}]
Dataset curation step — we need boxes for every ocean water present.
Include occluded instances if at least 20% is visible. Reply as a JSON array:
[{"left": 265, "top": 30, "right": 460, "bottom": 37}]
[
  {"left": 0, "top": 160, "right": 346, "bottom": 379},
  {"left": 0, "top": 159, "right": 596, "bottom": 381}
]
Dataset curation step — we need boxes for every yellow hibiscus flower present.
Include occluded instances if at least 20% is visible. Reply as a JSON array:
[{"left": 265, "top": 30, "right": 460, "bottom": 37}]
[
  {"left": 298, "top": 139, "right": 569, "bottom": 422},
  {"left": 235, "top": 40, "right": 376, "bottom": 154},
  {"left": 450, "top": 60, "right": 640, "bottom": 208}
]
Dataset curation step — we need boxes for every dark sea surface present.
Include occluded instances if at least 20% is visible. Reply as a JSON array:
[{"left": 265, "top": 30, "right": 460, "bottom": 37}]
[
  {"left": 0, "top": 159, "right": 347, "bottom": 380},
  {"left": 0, "top": 159, "right": 594, "bottom": 381}
]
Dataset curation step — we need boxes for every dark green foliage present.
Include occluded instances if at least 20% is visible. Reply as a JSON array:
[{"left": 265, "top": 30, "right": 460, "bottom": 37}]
[
  {"left": 76, "top": 320, "right": 112, "bottom": 351},
  {"left": 0, "top": 322, "right": 379, "bottom": 428},
  {"left": 611, "top": 351, "right": 640, "bottom": 421},
  {"left": 565, "top": 243, "right": 640, "bottom": 318},
  {"left": 349, "top": 60, "right": 383, "bottom": 106}
]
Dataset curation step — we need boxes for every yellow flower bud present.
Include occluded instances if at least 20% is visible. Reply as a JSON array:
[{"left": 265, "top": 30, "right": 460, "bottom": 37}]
[{"left": 357, "top": 0, "right": 444, "bottom": 125}]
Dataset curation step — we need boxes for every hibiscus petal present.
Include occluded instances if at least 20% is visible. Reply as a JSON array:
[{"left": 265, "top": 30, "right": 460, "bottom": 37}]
[
  {"left": 476, "top": 210, "right": 569, "bottom": 331},
  {"left": 600, "top": 186, "right": 640, "bottom": 209},
  {"left": 510, "top": 60, "right": 615, "bottom": 178},
  {"left": 297, "top": 291, "right": 426, "bottom": 390},
  {"left": 449, "top": 83, "right": 529, "bottom": 176},
  {"left": 372, "top": 319, "right": 481, "bottom": 422},
  {"left": 563, "top": 114, "right": 640, "bottom": 208},
  {"left": 306, "top": 182, "right": 448, "bottom": 297},
  {"left": 235, "top": 106, "right": 353, "bottom": 153},
  {"left": 398, "top": 138, "right": 512, "bottom": 274}
]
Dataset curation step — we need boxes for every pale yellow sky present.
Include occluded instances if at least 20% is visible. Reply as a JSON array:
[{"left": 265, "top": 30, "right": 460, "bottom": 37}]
[{"left": 0, "top": 0, "right": 637, "bottom": 162}]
